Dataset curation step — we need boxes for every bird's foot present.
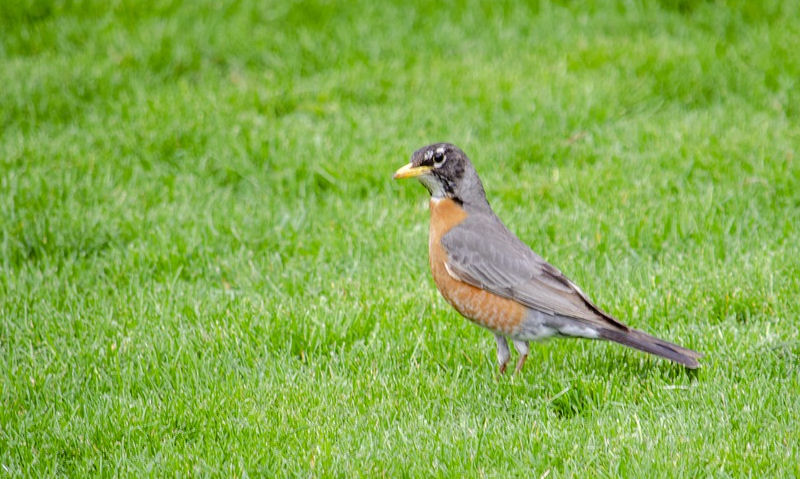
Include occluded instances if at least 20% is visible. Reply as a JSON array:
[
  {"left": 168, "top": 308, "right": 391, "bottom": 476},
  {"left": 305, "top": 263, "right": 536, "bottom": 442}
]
[{"left": 514, "top": 354, "right": 528, "bottom": 375}]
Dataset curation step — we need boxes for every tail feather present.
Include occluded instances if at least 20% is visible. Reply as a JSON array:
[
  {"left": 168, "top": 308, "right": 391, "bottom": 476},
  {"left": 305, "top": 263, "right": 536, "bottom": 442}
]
[{"left": 598, "top": 328, "right": 702, "bottom": 369}]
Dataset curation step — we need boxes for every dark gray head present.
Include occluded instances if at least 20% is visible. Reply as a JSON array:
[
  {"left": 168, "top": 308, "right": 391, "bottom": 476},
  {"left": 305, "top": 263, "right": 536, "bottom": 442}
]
[{"left": 393, "top": 143, "right": 489, "bottom": 209}]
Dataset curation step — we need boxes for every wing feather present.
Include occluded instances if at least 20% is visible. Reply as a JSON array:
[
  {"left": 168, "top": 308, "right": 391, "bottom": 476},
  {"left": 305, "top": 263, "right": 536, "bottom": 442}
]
[{"left": 441, "top": 213, "right": 627, "bottom": 329}]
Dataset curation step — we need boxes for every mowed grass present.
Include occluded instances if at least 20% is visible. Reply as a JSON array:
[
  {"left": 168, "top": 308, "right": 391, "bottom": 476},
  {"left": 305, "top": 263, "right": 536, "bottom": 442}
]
[{"left": 2, "top": 0, "right": 799, "bottom": 476}]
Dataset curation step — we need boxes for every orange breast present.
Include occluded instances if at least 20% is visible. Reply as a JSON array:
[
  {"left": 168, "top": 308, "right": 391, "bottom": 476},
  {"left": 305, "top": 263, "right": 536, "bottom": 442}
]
[{"left": 428, "top": 198, "right": 528, "bottom": 335}]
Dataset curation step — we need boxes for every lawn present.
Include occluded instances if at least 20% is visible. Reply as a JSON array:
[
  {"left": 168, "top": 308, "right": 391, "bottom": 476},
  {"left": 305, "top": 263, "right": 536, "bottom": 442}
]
[{"left": 2, "top": 0, "right": 799, "bottom": 476}]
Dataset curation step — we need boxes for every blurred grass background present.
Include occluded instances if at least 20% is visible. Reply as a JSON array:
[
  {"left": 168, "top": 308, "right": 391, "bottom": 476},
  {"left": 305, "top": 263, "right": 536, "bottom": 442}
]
[{"left": 1, "top": 0, "right": 799, "bottom": 476}]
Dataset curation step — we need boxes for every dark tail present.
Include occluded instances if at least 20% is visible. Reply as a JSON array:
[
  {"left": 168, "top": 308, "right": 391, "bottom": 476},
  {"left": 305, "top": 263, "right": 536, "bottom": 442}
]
[{"left": 599, "top": 328, "right": 702, "bottom": 369}]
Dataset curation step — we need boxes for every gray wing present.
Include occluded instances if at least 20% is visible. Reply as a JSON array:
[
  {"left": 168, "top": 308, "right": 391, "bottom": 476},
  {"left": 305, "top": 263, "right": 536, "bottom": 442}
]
[{"left": 441, "top": 213, "right": 628, "bottom": 330}]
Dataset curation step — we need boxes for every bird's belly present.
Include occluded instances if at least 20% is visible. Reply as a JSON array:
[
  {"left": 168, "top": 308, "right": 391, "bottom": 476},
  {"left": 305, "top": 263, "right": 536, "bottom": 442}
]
[
  {"left": 513, "top": 309, "right": 560, "bottom": 341},
  {"left": 431, "top": 262, "right": 529, "bottom": 335},
  {"left": 428, "top": 198, "right": 529, "bottom": 335}
]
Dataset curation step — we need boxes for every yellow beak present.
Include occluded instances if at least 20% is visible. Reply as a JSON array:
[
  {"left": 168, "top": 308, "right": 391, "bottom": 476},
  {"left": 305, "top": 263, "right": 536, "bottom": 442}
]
[{"left": 393, "top": 163, "right": 432, "bottom": 180}]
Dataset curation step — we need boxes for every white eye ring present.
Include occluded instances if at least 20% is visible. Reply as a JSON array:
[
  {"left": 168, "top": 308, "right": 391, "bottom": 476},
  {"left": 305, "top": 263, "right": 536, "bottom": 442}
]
[{"left": 433, "top": 148, "right": 446, "bottom": 168}]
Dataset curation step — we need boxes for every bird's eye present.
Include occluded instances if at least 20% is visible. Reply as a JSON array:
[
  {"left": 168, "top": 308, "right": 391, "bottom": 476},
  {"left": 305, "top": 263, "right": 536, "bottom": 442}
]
[{"left": 433, "top": 151, "right": 446, "bottom": 168}]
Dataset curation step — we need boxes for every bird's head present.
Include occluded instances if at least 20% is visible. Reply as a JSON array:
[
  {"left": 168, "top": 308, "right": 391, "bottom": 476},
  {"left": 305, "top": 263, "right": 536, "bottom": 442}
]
[{"left": 393, "top": 143, "right": 488, "bottom": 207}]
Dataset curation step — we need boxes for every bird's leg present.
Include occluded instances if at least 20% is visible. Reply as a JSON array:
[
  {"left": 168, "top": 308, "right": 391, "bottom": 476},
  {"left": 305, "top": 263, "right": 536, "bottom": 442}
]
[
  {"left": 512, "top": 340, "right": 529, "bottom": 374},
  {"left": 494, "top": 334, "right": 510, "bottom": 374}
]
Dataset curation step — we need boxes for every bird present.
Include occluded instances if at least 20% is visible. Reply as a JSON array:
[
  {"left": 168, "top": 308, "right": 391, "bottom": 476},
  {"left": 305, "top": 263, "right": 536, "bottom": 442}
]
[{"left": 393, "top": 142, "right": 701, "bottom": 373}]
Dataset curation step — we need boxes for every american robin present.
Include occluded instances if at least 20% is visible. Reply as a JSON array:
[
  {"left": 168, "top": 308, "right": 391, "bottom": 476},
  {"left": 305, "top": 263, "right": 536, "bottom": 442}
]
[{"left": 393, "top": 143, "right": 701, "bottom": 373}]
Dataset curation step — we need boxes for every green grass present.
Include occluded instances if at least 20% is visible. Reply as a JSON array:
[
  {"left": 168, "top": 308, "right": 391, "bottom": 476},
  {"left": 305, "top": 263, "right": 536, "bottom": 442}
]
[{"left": 2, "top": 0, "right": 799, "bottom": 476}]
